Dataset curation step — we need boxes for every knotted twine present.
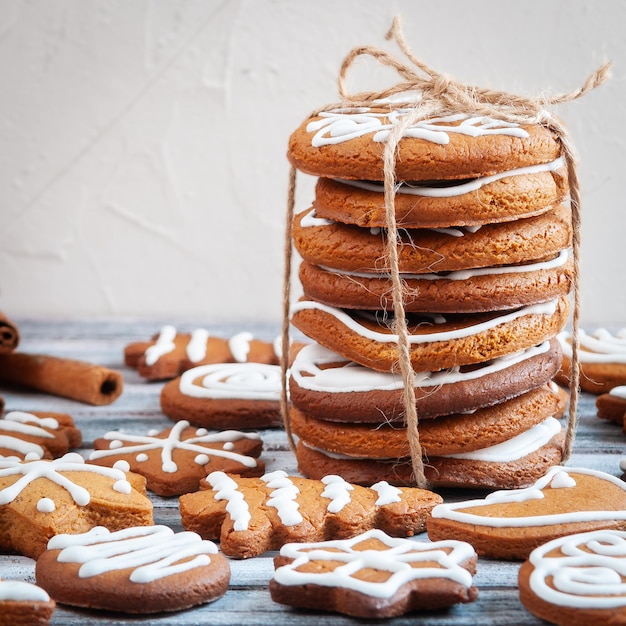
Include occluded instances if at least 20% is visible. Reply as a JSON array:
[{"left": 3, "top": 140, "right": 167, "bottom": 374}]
[{"left": 280, "top": 16, "right": 612, "bottom": 488}]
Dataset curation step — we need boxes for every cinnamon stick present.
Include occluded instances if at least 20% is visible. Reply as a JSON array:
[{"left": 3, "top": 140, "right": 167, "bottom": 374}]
[
  {"left": 0, "top": 352, "right": 123, "bottom": 405},
  {"left": 0, "top": 311, "right": 20, "bottom": 353}
]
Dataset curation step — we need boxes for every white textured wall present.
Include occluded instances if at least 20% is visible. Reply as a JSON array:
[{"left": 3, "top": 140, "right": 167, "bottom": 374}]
[{"left": 1, "top": 0, "right": 624, "bottom": 326}]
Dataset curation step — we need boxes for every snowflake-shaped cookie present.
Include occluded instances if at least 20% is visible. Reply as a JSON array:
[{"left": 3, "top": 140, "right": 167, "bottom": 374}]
[
  {"left": 270, "top": 529, "right": 477, "bottom": 618},
  {"left": 89, "top": 419, "right": 264, "bottom": 496}
]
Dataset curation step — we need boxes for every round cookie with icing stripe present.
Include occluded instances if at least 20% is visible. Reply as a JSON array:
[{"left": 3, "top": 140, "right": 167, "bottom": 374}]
[
  {"left": 89, "top": 420, "right": 264, "bottom": 496},
  {"left": 294, "top": 204, "right": 571, "bottom": 276},
  {"left": 426, "top": 466, "right": 626, "bottom": 559},
  {"left": 0, "top": 579, "right": 55, "bottom": 625},
  {"left": 296, "top": 417, "right": 565, "bottom": 490},
  {"left": 124, "top": 326, "right": 280, "bottom": 380},
  {"left": 35, "top": 525, "right": 230, "bottom": 614},
  {"left": 290, "top": 340, "right": 562, "bottom": 422},
  {"left": 288, "top": 109, "right": 561, "bottom": 181},
  {"left": 597, "top": 385, "right": 626, "bottom": 426},
  {"left": 160, "top": 362, "right": 283, "bottom": 430},
  {"left": 557, "top": 328, "right": 626, "bottom": 394},
  {"left": 313, "top": 159, "right": 567, "bottom": 228},
  {"left": 291, "top": 297, "right": 569, "bottom": 373},
  {"left": 290, "top": 384, "right": 560, "bottom": 459},
  {"left": 518, "top": 530, "right": 626, "bottom": 626}
]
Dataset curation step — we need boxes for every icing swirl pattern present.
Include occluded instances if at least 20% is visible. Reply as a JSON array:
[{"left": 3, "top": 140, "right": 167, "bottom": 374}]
[
  {"left": 307, "top": 110, "right": 529, "bottom": 147},
  {"left": 527, "top": 530, "right": 626, "bottom": 609}
]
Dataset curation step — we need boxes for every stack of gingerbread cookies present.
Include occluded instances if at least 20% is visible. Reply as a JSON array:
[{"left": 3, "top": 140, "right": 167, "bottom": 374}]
[{"left": 285, "top": 105, "right": 573, "bottom": 489}]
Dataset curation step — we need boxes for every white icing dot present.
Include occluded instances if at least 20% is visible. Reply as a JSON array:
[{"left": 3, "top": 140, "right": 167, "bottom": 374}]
[
  {"left": 136, "top": 453, "right": 149, "bottom": 462},
  {"left": 37, "top": 497, "right": 55, "bottom": 513},
  {"left": 113, "top": 460, "right": 130, "bottom": 472},
  {"left": 163, "top": 461, "right": 177, "bottom": 473},
  {"left": 195, "top": 428, "right": 208, "bottom": 436},
  {"left": 24, "top": 451, "right": 42, "bottom": 461},
  {"left": 194, "top": 454, "right": 210, "bottom": 465},
  {"left": 223, "top": 442, "right": 235, "bottom": 451},
  {"left": 550, "top": 471, "right": 577, "bottom": 489},
  {"left": 113, "top": 480, "right": 131, "bottom": 494},
  {"left": 109, "top": 440, "right": 123, "bottom": 450}
]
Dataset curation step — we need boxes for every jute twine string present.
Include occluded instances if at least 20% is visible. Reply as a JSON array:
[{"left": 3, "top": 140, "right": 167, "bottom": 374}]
[{"left": 281, "top": 16, "right": 611, "bottom": 486}]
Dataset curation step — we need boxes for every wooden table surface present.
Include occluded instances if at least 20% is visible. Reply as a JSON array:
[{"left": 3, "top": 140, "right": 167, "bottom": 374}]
[{"left": 1, "top": 317, "right": 624, "bottom": 625}]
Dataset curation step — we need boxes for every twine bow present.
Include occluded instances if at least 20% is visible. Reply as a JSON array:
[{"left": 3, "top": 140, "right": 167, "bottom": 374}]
[{"left": 282, "top": 16, "right": 612, "bottom": 488}]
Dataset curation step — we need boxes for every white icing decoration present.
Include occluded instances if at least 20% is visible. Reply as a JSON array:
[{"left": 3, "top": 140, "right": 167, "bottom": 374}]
[
  {"left": 136, "top": 453, "right": 148, "bottom": 462},
  {"left": 88, "top": 420, "right": 260, "bottom": 471},
  {"left": 223, "top": 442, "right": 235, "bottom": 451},
  {"left": 431, "top": 466, "right": 626, "bottom": 527},
  {"left": 206, "top": 471, "right": 251, "bottom": 531},
  {"left": 0, "top": 453, "right": 131, "bottom": 507},
  {"left": 186, "top": 328, "right": 210, "bottom": 363},
  {"left": 558, "top": 328, "right": 626, "bottom": 363},
  {"left": 274, "top": 528, "right": 475, "bottom": 598},
  {"left": 2, "top": 411, "right": 57, "bottom": 438},
  {"left": 321, "top": 475, "right": 353, "bottom": 513},
  {"left": 610, "top": 386, "right": 626, "bottom": 400},
  {"left": 442, "top": 417, "right": 561, "bottom": 462},
  {"left": 336, "top": 157, "right": 565, "bottom": 198},
  {"left": 290, "top": 341, "right": 551, "bottom": 394},
  {"left": 307, "top": 110, "right": 529, "bottom": 147},
  {"left": 371, "top": 481, "right": 402, "bottom": 506},
  {"left": 528, "top": 530, "right": 626, "bottom": 608},
  {"left": 179, "top": 362, "right": 281, "bottom": 400},
  {"left": 144, "top": 325, "right": 177, "bottom": 366},
  {"left": 317, "top": 249, "right": 568, "bottom": 283},
  {"left": 113, "top": 460, "right": 130, "bottom": 472},
  {"left": 37, "top": 497, "right": 55, "bottom": 513},
  {"left": 109, "top": 440, "right": 123, "bottom": 450},
  {"left": 0, "top": 580, "right": 51, "bottom": 602},
  {"left": 291, "top": 299, "right": 558, "bottom": 345},
  {"left": 0, "top": 435, "right": 44, "bottom": 459},
  {"left": 194, "top": 454, "right": 210, "bottom": 465},
  {"left": 261, "top": 470, "right": 303, "bottom": 526},
  {"left": 113, "top": 479, "right": 131, "bottom": 494},
  {"left": 229, "top": 331, "right": 253, "bottom": 363},
  {"left": 48, "top": 525, "right": 216, "bottom": 583},
  {"left": 550, "top": 470, "right": 577, "bottom": 488}
]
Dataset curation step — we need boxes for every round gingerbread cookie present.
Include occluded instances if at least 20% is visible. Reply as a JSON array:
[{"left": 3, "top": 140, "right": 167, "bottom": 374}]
[
  {"left": 596, "top": 385, "right": 626, "bottom": 425},
  {"left": 160, "top": 362, "right": 283, "bottom": 430},
  {"left": 291, "top": 297, "right": 569, "bottom": 373},
  {"left": 35, "top": 525, "right": 230, "bottom": 614},
  {"left": 293, "top": 203, "right": 572, "bottom": 275},
  {"left": 296, "top": 416, "right": 565, "bottom": 490},
  {"left": 289, "top": 339, "right": 562, "bottom": 423},
  {"left": 427, "top": 466, "right": 626, "bottom": 560},
  {"left": 518, "top": 530, "right": 626, "bottom": 626},
  {"left": 0, "top": 579, "right": 55, "bottom": 625},
  {"left": 557, "top": 328, "right": 626, "bottom": 394},
  {"left": 288, "top": 108, "right": 561, "bottom": 181},
  {"left": 299, "top": 253, "right": 573, "bottom": 313},
  {"left": 313, "top": 158, "right": 567, "bottom": 228},
  {"left": 290, "top": 385, "right": 560, "bottom": 459}
]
